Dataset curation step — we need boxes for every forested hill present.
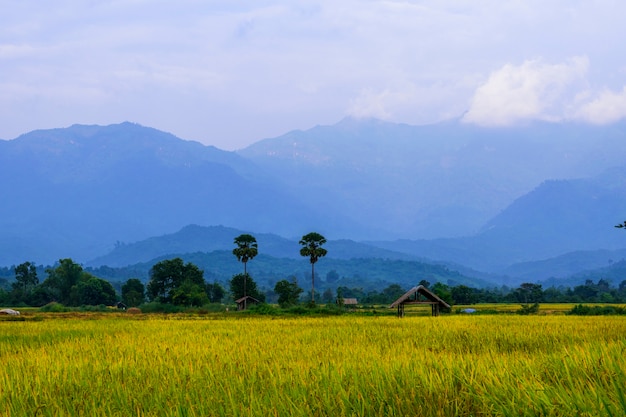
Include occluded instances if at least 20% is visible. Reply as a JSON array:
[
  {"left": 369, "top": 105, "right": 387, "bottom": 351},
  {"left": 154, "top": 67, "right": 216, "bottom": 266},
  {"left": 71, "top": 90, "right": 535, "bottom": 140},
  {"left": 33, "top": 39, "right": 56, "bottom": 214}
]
[{"left": 1, "top": 119, "right": 626, "bottom": 276}]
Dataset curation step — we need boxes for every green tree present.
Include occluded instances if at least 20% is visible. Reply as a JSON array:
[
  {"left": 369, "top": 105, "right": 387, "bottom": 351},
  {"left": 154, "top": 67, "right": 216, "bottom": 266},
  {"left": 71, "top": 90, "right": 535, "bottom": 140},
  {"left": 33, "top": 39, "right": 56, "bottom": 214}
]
[
  {"left": 322, "top": 287, "right": 334, "bottom": 304},
  {"left": 299, "top": 232, "right": 328, "bottom": 305},
  {"left": 514, "top": 283, "right": 543, "bottom": 304},
  {"left": 172, "top": 280, "right": 208, "bottom": 307},
  {"left": 382, "top": 283, "right": 407, "bottom": 304},
  {"left": 11, "top": 261, "right": 38, "bottom": 304},
  {"left": 431, "top": 282, "right": 453, "bottom": 306},
  {"left": 205, "top": 281, "right": 225, "bottom": 303},
  {"left": 121, "top": 278, "right": 145, "bottom": 307},
  {"left": 232, "top": 234, "right": 258, "bottom": 276},
  {"left": 42, "top": 259, "right": 86, "bottom": 306},
  {"left": 146, "top": 258, "right": 205, "bottom": 305},
  {"left": 13, "top": 261, "right": 38, "bottom": 292},
  {"left": 233, "top": 234, "right": 258, "bottom": 307},
  {"left": 274, "top": 278, "right": 303, "bottom": 308},
  {"left": 451, "top": 285, "right": 475, "bottom": 305},
  {"left": 73, "top": 276, "right": 117, "bottom": 306},
  {"left": 229, "top": 273, "right": 264, "bottom": 303}
]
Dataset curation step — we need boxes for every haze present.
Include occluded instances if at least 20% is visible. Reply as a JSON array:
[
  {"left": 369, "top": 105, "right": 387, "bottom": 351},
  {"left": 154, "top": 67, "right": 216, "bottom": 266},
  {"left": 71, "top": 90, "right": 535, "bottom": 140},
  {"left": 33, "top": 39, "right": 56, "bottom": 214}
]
[{"left": 1, "top": 1, "right": 625, "bottom": 150}]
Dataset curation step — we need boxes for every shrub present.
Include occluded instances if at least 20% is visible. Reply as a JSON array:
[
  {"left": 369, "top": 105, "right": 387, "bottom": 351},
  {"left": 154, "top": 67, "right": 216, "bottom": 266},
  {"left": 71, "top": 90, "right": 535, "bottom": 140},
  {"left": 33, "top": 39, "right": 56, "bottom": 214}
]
[
  {"left": 517, "top": 303, "right": 540, "bottom": 315},
  {"left": 40, "top": 302, "right": 69, "bottom": 313},
  {"left": 567, "top": 304, "right": 626, "bottom": 316}
]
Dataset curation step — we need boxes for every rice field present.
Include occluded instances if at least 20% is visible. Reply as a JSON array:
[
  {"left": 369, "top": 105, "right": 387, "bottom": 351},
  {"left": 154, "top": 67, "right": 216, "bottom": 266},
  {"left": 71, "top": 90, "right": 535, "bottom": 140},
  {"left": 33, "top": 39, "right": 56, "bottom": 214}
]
[{"left": 1, "top": 314, "right": 625, "bottom": 416}]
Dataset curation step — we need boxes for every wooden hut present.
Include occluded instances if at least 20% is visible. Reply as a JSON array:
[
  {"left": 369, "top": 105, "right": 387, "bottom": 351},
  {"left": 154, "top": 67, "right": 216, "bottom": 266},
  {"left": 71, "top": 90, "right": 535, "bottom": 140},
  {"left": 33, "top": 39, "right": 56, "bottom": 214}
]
[
  {"left": 235, "top": 295, "right": 260, "bottom": 311},
  {"left": 389, "top": 285, "right": 450, "bottom": 317},
  {"left": 340, "top": 298, "right": 358, "bottom": 308}
]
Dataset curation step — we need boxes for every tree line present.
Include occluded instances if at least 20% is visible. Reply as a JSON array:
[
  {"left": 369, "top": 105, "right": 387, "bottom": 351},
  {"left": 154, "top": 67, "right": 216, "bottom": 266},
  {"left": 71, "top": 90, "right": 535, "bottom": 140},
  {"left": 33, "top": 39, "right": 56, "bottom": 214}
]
[{"left": 3, "top": 229, "right": 626, "bottom": 309}]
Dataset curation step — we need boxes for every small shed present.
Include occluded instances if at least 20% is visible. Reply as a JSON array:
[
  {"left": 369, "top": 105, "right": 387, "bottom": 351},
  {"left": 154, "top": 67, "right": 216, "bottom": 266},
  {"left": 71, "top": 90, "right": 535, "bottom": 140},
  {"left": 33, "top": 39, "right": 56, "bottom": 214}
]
[
  {"left": 339, "top": 298, "right": 358, "bottom": 308},
  {"left": 235, "top": 295, "right": 260, "bottom": 311},
  {"left": 389, "top": 285, "right": 450, "bottom": 317}
]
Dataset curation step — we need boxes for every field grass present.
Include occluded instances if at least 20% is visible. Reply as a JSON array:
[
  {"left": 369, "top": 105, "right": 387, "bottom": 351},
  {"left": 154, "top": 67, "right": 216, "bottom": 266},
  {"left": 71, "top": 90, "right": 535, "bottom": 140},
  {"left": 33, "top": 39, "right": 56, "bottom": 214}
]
[{"left": 1, "top": 313, "right": 625, "bottom": 416}]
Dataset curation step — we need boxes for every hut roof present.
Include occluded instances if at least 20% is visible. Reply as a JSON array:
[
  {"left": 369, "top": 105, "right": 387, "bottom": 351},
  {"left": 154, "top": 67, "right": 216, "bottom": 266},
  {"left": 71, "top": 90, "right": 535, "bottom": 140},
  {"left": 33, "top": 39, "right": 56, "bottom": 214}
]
[
  {"left": 389, "top": 285, "right": 451, "bottom": 309},
  {"left": 235, "top": 295, "right": 260, "bottom": 304},
  {"left": 342, "top": 298, "right": 358, "bottom": 305}
]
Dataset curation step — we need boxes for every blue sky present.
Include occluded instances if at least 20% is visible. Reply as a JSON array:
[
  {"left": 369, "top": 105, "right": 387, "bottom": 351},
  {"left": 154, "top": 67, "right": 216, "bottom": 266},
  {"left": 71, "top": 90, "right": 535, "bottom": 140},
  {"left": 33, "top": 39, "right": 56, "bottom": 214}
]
[{"left": 1, "top": 0, "right": 625, "bottom": 149}]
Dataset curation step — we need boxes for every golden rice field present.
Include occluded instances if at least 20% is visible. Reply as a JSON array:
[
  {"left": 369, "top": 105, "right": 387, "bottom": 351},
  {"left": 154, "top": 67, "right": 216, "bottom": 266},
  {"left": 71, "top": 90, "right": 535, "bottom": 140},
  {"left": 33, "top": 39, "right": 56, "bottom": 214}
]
[{"left": 1, "top": 313, "right": 625, "bottom": 416}]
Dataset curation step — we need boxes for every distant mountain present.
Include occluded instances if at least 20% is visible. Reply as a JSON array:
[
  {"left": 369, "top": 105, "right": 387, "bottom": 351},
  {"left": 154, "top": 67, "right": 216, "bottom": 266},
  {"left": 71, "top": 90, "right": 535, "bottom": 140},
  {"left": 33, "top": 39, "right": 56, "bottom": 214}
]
[
  {"left": 90, "top": 249, "right": 493, "bottom": 291},
  {"left": 368, "top": 168, "right": 626, "bottom": 273},
  {"left": 502, "top": 249, "right": 626, "bottom": 282},
  {"left": 0, "top": 123, "right": 355, "bottom": 265},
  {"left": 240, "top": 117, "right": 626, "bottom": 239},
  {"left": 2, "top": 118, "right": 626, "bottom": 273},
  {"left": 87, "top": 224, "right": 417, "bottom": 268}
]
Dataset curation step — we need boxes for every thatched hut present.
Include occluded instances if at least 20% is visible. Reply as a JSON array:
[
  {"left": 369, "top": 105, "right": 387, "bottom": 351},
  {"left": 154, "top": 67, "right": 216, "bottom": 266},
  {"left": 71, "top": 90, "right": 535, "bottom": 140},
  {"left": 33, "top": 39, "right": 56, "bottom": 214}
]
[
  {"left": 235, "top": 296, "right": 260, "bottom": 311},
  {"left": 389, "top": 285, "right": 450, "bottom": 317}
]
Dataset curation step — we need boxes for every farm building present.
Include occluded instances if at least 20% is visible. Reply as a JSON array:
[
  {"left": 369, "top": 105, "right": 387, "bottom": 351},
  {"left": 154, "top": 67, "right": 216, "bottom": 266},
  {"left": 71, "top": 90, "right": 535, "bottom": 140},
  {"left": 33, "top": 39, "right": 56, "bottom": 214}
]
[
  {"left": 390, "top": 285, "right": 450, "bottom": 317},
  {"left": 235, "top": 295, "right": 260, "bottom": 311},
  {"left": 337, "top": 298, "right": 358, "bottom": 308}
]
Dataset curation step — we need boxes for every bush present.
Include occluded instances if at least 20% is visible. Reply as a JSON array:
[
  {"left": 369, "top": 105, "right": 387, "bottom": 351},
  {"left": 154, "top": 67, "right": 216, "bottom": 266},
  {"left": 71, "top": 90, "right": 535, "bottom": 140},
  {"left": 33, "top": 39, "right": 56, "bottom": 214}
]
[
  {"left": 517, "top": 303, "right": 540, "bottom": 315},
  {"left": 567, "top": 304, "right": 626, "bottom": 316},
  {"left": 248, "top": 303, "right": 280, "bottom": 315},
  {"left": 40, "top": 302, "right": 69, "bottom": 312},
  {"left": 139, "top": 302, "right": 185, "bottom": 314}
]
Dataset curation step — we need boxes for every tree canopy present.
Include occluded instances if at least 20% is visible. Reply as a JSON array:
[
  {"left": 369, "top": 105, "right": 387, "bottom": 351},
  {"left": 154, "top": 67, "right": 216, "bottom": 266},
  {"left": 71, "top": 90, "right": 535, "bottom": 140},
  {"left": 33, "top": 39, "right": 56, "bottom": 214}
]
[
  {"left": 232, "top": 234, "right": 258, "bottom": 275},
  {"left": 299, "top": 232, "right": 328, "bottom": 304},
  {"left": 274, "top": 278, "right": 303, "bottom": 308},
  {"left": 147, "top": 258, "right": 205, "bottom": 305},
  {"left": 229, "top": 273, "right": 264, "bottom": 303}
]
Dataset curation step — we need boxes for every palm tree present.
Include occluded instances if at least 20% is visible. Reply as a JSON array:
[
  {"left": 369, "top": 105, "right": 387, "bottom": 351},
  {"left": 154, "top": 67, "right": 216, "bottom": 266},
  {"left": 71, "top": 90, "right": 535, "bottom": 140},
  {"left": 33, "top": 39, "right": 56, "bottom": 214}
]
[
  {"left": 233, "top": 234, "right": 258, "bottom": 309},
  {"left": 299, "top": 232, "right": 328, "bottom": 304}
]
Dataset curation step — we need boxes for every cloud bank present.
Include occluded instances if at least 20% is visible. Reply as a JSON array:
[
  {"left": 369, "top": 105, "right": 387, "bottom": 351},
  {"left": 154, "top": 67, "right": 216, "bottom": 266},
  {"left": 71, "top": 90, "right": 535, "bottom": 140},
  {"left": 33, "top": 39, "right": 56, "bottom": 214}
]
[{"left": 1, "top": 1, "right": 626, "bottom": 148}]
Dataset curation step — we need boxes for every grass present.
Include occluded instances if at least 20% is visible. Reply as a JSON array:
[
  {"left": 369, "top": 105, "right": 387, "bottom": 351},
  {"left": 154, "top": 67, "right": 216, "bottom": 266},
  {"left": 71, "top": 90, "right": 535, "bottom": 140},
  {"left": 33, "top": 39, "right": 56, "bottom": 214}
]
[{"left": 1, "top": 314, "right": 625, "bottom": 416}]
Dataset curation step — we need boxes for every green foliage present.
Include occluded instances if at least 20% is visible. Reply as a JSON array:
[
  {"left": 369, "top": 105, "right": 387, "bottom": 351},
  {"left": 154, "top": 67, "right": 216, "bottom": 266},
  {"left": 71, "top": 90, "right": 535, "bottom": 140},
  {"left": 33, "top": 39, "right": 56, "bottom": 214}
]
[
  {"left": 42, "top": 258, "right": 84, "bottom": 305},
  {"left": 232, "top": 234, "right": 258, "bottom": 275},
  {"left": 274, "top": 279, "right": 303, "bottom": 308},
  {"left": 229, "top": 273, "right": 264, "bottom": 302},
  {"left": 40, "top": 302, "right": 69, "bottom": 312},
  {"left": 121, "top": 278, "right": 145, "bottom": 307},
  {"left": 73, "top": 276, "right": 117, "bottom": 306},
  {"left": 146, "top": 258, "right": 205, "bottom": 305},
  {"left": 517, "top": 302, "right": 540, "bottom": 315},
  {"left": 299, "top": 232, "right": 328, "bottom": 304},
  {"left": 567, "top": 304, "right": 626, "bottom": 315},
  {"left": 205, "top": 281, "right": 225, "bottom": 303},
  {"left": 39, "top": 259, "right": 118, "bottom": 307},
  {"left": 14, "top": 262, "right": 39, "bottom": 287},
  {"left": 139, "top": 301, "right": 186, "bottom": 313}
]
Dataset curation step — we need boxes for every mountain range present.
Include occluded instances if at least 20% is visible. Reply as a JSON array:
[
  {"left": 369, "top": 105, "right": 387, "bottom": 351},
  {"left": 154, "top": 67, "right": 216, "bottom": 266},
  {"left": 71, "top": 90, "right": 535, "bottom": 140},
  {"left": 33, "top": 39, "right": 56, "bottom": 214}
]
[{"left": 1, "top": 118, "right": 625, "bottom": 286}]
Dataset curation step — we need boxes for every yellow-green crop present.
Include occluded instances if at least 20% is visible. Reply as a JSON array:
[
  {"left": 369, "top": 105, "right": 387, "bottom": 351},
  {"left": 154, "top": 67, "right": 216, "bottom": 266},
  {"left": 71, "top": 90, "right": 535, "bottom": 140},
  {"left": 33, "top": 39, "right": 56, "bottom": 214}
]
[{"left": 1, "top": 314, "right": 625, "bottom": 416}]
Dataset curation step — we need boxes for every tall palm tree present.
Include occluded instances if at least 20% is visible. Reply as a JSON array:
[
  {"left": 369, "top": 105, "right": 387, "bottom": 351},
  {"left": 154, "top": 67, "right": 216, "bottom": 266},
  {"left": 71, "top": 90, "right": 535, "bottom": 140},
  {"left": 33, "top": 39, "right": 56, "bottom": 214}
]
[
  {"left": 233, "top": 234, "right": 258, "bottom": 309},
  {"left": 299, "top": 232, "right": 327, "bottom": 304}
]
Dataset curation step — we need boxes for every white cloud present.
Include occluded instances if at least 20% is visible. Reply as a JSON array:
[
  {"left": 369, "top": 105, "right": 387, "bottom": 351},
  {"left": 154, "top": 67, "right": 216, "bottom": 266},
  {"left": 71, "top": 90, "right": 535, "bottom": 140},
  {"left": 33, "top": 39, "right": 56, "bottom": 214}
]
[
  {"left": 462, "top": 57, "right": 589, "bottom": 126},
  {"left": 576, "top": 87, "right": 626, "bottom": 124}
]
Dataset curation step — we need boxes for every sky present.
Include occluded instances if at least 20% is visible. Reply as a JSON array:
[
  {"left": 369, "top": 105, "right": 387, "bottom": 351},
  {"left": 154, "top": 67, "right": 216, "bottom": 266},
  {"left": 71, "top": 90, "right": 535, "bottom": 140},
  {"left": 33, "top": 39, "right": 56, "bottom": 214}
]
[{"left": 1, "top": 0, "right": 626, "bottom": 150}]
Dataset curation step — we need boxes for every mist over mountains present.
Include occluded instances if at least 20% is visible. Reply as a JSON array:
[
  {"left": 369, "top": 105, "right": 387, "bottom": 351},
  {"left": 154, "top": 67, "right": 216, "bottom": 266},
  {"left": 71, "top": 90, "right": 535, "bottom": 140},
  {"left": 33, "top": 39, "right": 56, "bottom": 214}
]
[{"left": 1, "top": 118, "right": 625, "bottom": 285}]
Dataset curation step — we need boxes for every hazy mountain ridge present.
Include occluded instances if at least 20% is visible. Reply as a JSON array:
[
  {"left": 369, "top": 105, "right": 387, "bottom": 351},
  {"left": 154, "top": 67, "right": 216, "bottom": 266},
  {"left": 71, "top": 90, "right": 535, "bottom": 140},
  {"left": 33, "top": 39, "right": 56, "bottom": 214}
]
[
  {"left": 1, "top": 118, "right": 625, "bottom": 281},
  {"left": 368, "top": 170, "right": 626, "bottom": 272},
  {"left": 87, "top": 224, "right": 419, "bottom": 268},
  {"left": 240, "top": 117, "right": 626, "bottom": 239}
]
